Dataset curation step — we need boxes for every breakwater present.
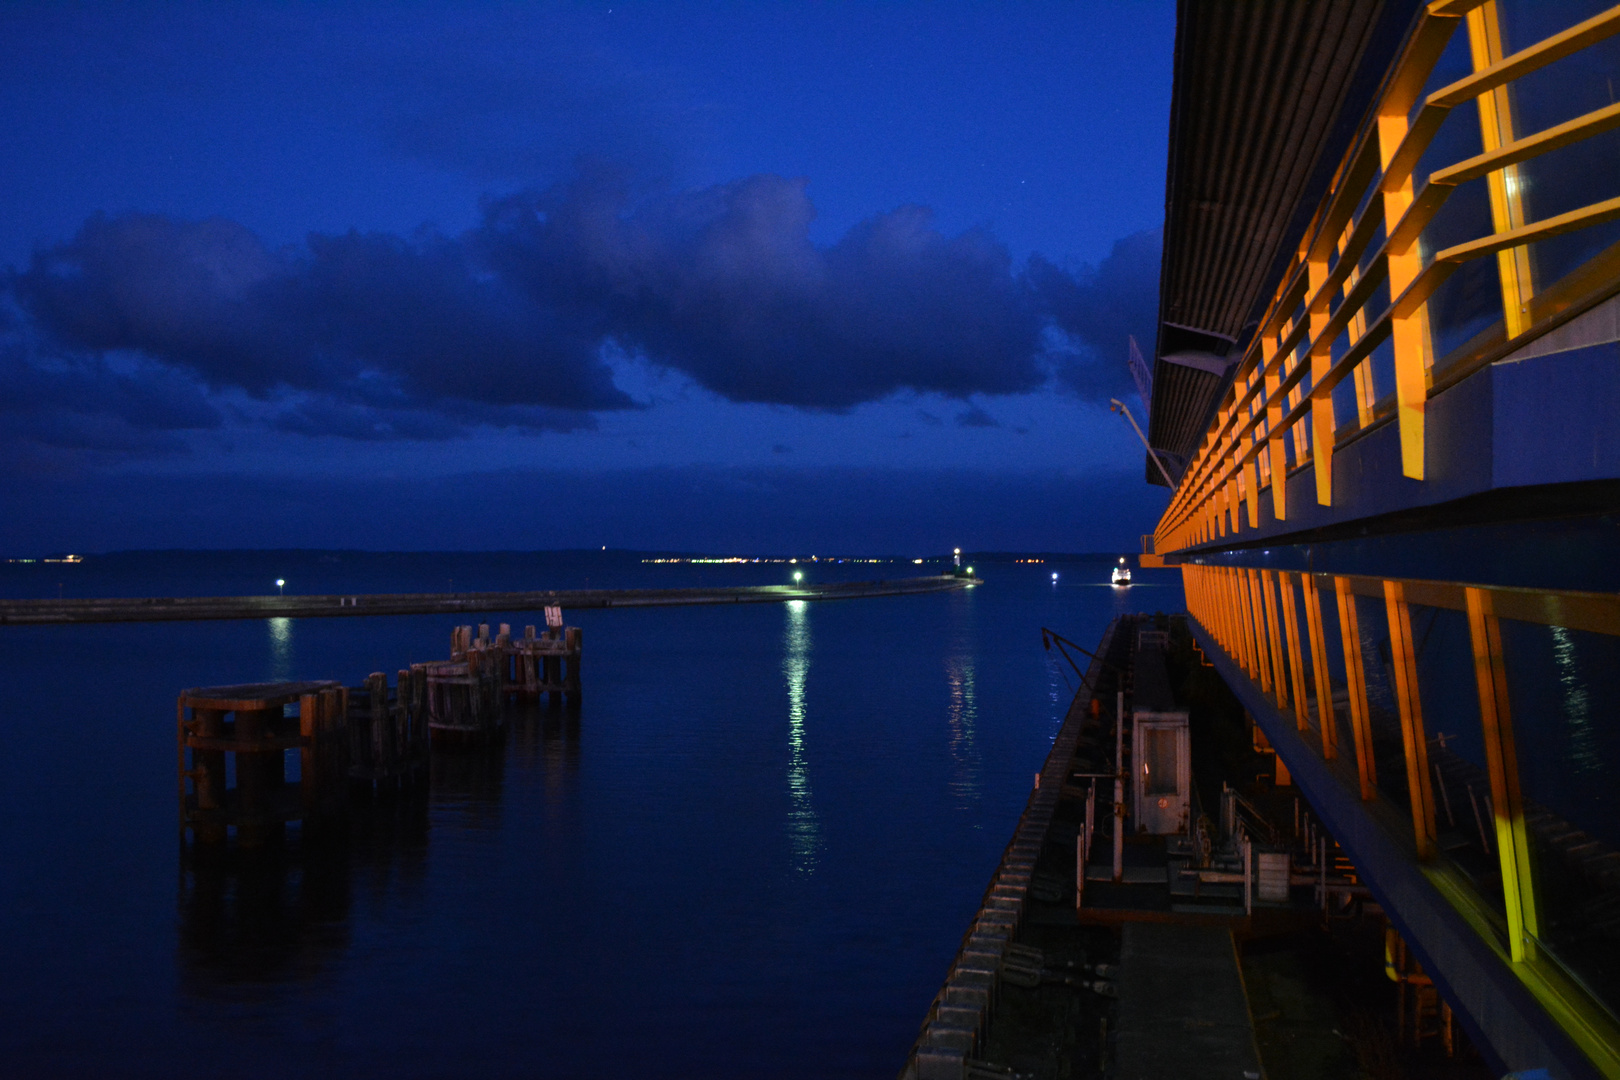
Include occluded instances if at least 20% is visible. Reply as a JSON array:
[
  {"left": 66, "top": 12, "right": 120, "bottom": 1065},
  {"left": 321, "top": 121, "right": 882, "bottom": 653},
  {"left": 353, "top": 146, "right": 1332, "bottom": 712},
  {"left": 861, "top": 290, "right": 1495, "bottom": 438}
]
[{"left": 0, "top": 574, "right": 972, "bottom": 625}]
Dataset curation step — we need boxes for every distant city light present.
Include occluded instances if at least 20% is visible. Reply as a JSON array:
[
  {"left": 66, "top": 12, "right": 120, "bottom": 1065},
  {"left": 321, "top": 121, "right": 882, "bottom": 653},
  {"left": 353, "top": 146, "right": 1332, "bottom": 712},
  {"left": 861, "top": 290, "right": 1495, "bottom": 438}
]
[
  {"left": 1052, "top": 572, "right": 1059, "bottom": 581},
  {"left": 640, "top": 556, "right": 892, "bottom": 564}
]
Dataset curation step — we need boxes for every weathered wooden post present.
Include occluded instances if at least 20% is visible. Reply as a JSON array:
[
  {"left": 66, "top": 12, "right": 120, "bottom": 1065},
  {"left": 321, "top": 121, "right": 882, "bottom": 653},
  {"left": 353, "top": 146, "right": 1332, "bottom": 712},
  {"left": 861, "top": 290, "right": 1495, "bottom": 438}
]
[
  {"left": 396, "top": 668, "right": 413, "bottom": 771},
  {"left": 467, "top": 648, "right": 486, "bottom": 732},
  {"left": 191, "top": 706, "right": 228, "bottom": 846},
  {"left": 300, "top": 689, "right": 322, "bottom": 813},
  {"left": 369, "top": 671, "right": 391, "bottom": 783},
  {"left": 234, "top": 704, "right": 280, "bottom": 847},
  {"left": 409, "top": 664, "right": 429, "bottom": 772},
  {"left": 349, "top": 681, "right": 369, "bottom": 780},
  {"left": 565, "top": 626, "right": 582, "bottom": 708},
  {"left": 321, "top": 686, "right": 346, "bottom": 813}
]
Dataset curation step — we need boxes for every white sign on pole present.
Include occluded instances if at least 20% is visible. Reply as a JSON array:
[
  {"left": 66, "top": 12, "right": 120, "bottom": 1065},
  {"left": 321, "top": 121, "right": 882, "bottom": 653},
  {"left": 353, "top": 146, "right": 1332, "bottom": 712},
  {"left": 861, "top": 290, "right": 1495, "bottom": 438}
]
[{"left": 545, "top": 605, "right": 563, "bottom": 629}]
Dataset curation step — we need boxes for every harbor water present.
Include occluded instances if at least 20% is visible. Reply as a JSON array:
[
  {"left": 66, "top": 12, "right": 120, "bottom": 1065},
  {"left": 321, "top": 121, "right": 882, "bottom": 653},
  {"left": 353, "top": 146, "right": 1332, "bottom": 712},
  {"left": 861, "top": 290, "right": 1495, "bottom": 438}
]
[{"left": 0, "top": 551, "right": 1181, "bottom": 1077}]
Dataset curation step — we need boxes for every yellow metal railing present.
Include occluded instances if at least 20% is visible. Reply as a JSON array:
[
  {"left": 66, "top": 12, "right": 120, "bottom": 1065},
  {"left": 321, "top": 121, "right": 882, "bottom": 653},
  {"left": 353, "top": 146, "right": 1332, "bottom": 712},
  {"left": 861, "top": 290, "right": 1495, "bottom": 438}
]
[
  {"left": 1183, "top": 563, "right": 1620, "bottom": 1075},
  {"left": 1154, "top": 1, "right": 1620, "bottom": 556}
]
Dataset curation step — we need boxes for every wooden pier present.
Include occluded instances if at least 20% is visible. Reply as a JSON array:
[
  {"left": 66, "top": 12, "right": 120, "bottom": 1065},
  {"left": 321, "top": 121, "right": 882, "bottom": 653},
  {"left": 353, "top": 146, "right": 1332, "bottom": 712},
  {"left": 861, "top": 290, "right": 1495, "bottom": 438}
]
[
  {"left": 2, "top": 575, "right": 971, "bottom": 625},
  {"left": 177, "top": 615, "right": 583, "bottom": 847},
  {"left": 427, "top": 621, "right": 582, "bottom": 743},
  {"left": 177, "top": 681, "right": 346, "bottom": 849}
]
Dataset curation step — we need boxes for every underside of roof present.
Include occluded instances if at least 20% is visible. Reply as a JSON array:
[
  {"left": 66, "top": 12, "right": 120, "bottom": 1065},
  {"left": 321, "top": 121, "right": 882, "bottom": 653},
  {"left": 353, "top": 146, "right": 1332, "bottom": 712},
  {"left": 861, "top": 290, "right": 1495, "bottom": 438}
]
[{"left": 1145, "top": 0, "right": 1422, "bottom": 485}]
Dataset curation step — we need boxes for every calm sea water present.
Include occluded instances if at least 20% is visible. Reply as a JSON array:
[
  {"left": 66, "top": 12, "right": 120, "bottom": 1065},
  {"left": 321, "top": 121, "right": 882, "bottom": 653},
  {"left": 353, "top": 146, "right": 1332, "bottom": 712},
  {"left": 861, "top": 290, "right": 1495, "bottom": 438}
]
[{"left": 0, "top": 551, "right": 1182, "bottom": 1077}]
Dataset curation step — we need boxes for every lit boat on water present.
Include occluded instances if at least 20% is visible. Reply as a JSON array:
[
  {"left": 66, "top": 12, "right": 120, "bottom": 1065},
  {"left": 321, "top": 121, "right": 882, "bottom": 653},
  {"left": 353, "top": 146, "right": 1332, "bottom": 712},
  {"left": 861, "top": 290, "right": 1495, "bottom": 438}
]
[{"left": 1111, "top": 558, "right": 1132, "bottom": 586}]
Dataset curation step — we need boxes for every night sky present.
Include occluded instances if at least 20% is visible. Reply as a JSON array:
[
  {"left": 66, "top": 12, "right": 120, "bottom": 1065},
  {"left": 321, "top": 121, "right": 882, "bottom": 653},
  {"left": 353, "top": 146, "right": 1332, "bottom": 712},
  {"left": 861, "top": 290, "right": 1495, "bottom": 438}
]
[{"left": 1, "top": 2, "right": 1176, "bottom": 555}]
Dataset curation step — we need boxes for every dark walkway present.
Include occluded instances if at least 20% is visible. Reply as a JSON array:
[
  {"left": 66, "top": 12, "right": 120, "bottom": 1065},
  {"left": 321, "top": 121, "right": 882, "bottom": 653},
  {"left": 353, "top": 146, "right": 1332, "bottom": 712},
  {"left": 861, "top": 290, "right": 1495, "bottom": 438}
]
[{"left": 1114, "top": 923, "right": 1264, "bottom": 1080}]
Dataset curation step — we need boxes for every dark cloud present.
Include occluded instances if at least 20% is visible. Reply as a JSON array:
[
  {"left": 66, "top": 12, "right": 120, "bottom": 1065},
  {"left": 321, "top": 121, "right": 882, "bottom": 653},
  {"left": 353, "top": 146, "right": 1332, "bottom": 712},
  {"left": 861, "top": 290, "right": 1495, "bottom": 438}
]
[
  {"left": 4, "top": 171, "right": 1161, "bottom": 456},
  {"left": 955, "top": 405, "right": 998, "bottom": 428},
  {"left": 0, "top": 331, "right": 222, "bottom": 457},
  {"left": 1030, "top": 227, "right": 1162, "bottom": 401},
  {"left": 479, "top": 171, "right": 1050, "bottom": 408},
  {"left": 13, "top": 212, "right": 630, "bottom": 427}
]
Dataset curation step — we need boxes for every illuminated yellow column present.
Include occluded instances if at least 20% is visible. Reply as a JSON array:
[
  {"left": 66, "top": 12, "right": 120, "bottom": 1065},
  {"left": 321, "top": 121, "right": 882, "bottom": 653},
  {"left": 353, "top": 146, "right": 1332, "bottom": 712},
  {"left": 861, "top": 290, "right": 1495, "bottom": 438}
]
[
  {"left": 1385, "top": 580, "right": 1439, "bottom": 860},
  {"left": 1466, "top": 587, "right": 1540, "bottom": 962},
  {"left": 1338, "top": 219, "right": 1376, "bottom": 431},
  {"left": 1243, "top": 384, "right": 1261, "bottom": 528},
  {"left": 1307, "top": 256, "right": 1335, "bottom": 505},
  {"left": 1468, "top": 1, "right": 1536, "bottom": 340},
  {"left": 1279, "top": 572, "right": 1310, "bottom": 731},
  {"left": 1246, "top": 569, "right": 1273, "bottom": 693},
  {"left": 1334, "top": 577, "right": 1377, "bottom": 800},
  {"left": 1234, "top": 570, "right": 1256, "bottom": 677},
  {"left": 1264, "top": 335, "right": 1288, "bottom": 521},
  {"left": 1378, "top": 108, "right": 1433, "bottom": 480},
  {"left": 1303, "top": 574, "right": 1338, "bottom": 759},
  {"left": 1261, "top": 570, "right": 1288, "bottom": 711}
]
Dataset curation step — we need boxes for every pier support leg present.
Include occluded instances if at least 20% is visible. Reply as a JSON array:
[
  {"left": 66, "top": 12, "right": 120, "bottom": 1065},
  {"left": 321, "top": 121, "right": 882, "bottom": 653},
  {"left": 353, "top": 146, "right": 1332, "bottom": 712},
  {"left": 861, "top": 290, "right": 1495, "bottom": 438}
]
[{"left": 192, "top": 707, "right": 228, "bottom": 846}]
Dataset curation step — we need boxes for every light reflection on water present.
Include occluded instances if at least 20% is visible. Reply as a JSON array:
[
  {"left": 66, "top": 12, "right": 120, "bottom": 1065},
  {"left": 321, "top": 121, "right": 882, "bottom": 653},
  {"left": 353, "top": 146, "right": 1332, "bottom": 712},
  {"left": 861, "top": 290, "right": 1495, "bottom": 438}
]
[
  {"left": 1551, "top": 625, "right": 1600, "bottom": 775},
  {"left": 783, "top": 599, "right": 820, "bottom": 873},
  {"left": 945, "top": 651, "right": 981, "bottom": 814},
  {"left": 268, "top": 617, "right": 292, "bottom": 681}
]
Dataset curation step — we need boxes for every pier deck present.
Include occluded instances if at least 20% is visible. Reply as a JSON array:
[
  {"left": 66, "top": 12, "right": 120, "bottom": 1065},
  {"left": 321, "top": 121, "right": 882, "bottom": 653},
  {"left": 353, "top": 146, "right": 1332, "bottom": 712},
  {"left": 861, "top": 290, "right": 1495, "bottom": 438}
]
[
  {"left": 0, "top": 574, "right": 971, "bottom": 625},
  {"left": 1113, "top": 923, "right": 1263, "bottom": 1080}
]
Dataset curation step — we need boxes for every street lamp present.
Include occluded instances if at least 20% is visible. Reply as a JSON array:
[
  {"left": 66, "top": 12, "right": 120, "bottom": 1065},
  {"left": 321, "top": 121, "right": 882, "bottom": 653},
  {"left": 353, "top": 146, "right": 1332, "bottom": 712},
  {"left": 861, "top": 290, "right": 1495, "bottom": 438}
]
[
  {"left": 793, "top": 571, "right": 803, "bottom": 583},
  {"left": 275, "top": 578, "right": 285, "bottom": 596}
]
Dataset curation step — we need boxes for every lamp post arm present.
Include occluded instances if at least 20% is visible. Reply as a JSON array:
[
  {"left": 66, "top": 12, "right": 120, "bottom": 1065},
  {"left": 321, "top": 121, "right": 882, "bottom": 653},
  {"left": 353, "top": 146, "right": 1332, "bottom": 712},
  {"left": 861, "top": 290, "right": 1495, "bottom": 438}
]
[{"left": 1109, "top": 398, "right": 1178, "bottom": 488}]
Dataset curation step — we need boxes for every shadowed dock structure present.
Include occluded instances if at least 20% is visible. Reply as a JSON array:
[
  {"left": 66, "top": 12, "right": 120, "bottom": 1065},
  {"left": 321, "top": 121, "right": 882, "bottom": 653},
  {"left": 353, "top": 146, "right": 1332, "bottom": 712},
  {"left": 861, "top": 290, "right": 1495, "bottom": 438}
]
[{"left": 0, "top": 574, "right": 972, "bottom": 625}]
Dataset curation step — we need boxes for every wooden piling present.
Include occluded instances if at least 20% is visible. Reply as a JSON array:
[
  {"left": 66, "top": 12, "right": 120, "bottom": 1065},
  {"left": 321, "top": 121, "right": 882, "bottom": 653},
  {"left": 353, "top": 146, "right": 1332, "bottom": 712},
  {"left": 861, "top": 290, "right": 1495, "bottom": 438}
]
[{"left": 177, "top": 681, "right": 340, "bottom": 851}]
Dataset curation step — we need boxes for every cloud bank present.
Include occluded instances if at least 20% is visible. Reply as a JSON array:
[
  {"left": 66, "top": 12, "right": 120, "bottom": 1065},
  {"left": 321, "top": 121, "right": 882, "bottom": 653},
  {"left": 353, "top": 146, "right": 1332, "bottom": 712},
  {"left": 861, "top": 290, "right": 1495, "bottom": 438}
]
[{"left": 3, "top": 168, "right": 1159, "bottom": 455}]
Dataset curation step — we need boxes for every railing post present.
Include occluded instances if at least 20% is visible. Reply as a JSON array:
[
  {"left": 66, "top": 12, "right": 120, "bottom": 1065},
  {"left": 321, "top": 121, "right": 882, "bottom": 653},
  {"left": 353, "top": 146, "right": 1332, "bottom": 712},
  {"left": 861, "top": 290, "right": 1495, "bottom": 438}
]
[
  {"left": 1221, "top": 568, "right": 1237, "bottom": 656},
  {"left": 1264, "top": 337, "right": 1288, "bottom": 521},
  {"left": 1247, "top": 569, "right": 1274, "bottom": 693},
  {"left": 1243, "top": 389, "right": 1262, "bottom": 528},
  {"left": 1334, "top": 577, "right": 1377, "bottom": 800},
  {"left": 1467, "top": 1, "right": 1536, "bottom": 340},
  {"left": 1379, "top": 101, "right": 1432, "bottom": 480},
  {"left": 1307, "top": 256, "right": 1334, "bottom": 506},
  {"left": 1385, "top": 580, "right": 1439, "bottom": 860},
  {"left": 1279, "top": 573, "right": 1310, "bottom": 731},
  {"left": 1261, "top": 570, "right": 1289, "bottom": 712},
  {"left": 1302, "top": 574, "right": 1338, "bottom": 760},
  {"left": 1235, "top": 570, "right": 1258, "bottom": 681},
  {"left": 1465, "top": 586, "right": 1540, "bottom": 963}
]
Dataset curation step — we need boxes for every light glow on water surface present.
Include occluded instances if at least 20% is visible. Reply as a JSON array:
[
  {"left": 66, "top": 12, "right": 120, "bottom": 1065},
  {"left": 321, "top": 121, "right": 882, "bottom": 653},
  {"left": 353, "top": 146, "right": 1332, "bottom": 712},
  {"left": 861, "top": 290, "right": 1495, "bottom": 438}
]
[{"left": 784, "top": 598, "right": 820, "bottom": 873}]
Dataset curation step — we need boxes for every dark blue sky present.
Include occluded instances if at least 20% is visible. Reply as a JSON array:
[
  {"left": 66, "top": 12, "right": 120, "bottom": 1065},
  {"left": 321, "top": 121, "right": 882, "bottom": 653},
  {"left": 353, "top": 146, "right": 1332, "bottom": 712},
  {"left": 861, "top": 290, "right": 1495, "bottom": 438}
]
[{"left": 0, "top": 2, "right": 1176, "bottom": 555}]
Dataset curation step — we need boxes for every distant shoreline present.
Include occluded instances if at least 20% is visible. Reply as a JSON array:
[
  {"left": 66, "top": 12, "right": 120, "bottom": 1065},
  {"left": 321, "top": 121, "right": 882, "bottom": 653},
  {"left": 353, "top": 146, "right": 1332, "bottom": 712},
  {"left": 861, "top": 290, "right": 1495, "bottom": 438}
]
[{"left": 0, "top": 574, "right": 974, "bottom": 626}]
